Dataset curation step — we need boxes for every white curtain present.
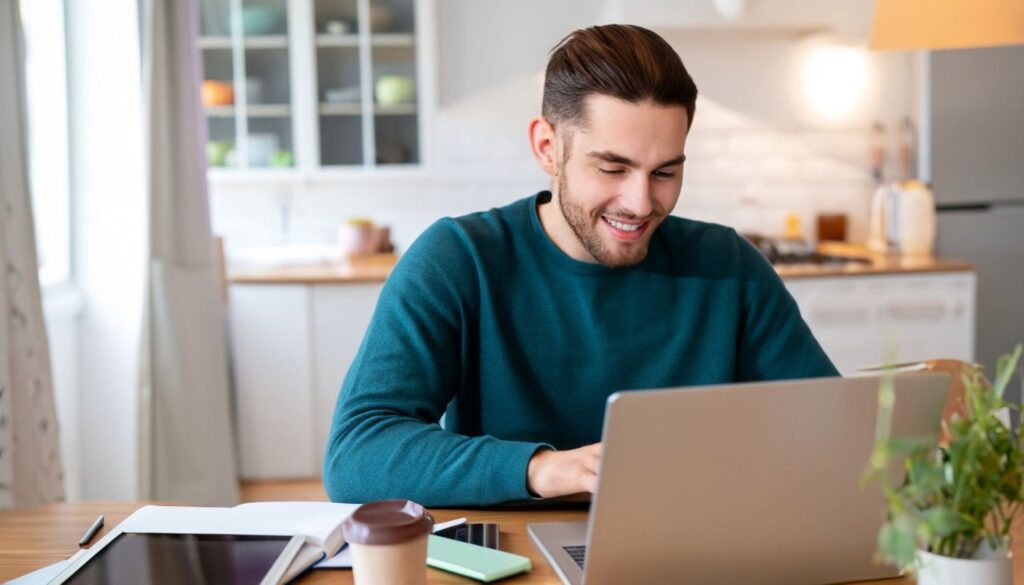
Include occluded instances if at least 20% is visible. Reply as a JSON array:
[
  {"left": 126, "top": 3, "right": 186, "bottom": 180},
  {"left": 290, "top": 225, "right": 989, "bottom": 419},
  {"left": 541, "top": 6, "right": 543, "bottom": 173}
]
[
  {"left": 139, "top": 0, "right": 239, "bottom": 505},
  {"left": 0, "top": 0, "right": 64, "bottom": 509}
]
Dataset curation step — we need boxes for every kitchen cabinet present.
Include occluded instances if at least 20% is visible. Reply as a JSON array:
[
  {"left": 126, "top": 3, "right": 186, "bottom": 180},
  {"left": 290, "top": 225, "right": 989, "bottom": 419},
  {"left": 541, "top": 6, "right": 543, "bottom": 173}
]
[
  {"left": 229, "top": 282, "right": 382, "bottom": 479},
  {"left": 198, "top": 0, "right": 434, "bottom": 175},
  {"left": 228, "top": 270, "right": 975, "bottom": 479},
  {"left": 229, "top": 284, "right": 316, "bottom": 479},
  {"left": 784, "top": 271, "right": 975, "bottom": 375}
]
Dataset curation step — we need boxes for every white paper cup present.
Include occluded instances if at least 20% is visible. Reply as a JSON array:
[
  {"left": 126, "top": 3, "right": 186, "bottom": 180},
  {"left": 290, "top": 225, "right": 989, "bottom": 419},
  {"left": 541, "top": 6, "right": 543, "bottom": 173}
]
[
  {"left": 343, "top": 500, "right": 434, "bottom": 585},
  {"left": 349, "top": 533, "right": 428, "bottom": 585}
]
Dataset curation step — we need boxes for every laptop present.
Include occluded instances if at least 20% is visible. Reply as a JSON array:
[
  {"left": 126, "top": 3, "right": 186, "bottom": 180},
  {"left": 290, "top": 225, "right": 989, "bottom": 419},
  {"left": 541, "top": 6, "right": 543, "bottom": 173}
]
[{"left": 528, "top": 373, "right": 949, "bottom": 585}]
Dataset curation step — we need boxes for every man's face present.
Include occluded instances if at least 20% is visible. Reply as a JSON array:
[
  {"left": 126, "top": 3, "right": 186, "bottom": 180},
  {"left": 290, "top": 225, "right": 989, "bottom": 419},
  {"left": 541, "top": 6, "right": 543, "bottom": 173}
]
[{"left": 555, "top": 95, "right": 688, "bottom": 268}]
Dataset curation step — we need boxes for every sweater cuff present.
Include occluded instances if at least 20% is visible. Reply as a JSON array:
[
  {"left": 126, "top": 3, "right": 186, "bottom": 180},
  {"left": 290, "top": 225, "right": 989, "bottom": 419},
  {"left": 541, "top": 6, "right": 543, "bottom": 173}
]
[{"left": 492, "top": 440, "right": 554, "bottom": 503}]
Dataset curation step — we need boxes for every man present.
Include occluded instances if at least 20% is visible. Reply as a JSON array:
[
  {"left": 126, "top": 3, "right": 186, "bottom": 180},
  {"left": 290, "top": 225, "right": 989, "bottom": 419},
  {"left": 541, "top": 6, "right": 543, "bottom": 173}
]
[{"left": 324, "top": 24, "right": 837, "bottom": 507}]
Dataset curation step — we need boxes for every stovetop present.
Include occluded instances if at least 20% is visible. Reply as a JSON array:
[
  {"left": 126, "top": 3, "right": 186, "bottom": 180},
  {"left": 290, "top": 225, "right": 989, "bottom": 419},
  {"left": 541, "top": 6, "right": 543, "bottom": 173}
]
[{"left": 742, "top": 234, "right": 872, "bottom": 267}]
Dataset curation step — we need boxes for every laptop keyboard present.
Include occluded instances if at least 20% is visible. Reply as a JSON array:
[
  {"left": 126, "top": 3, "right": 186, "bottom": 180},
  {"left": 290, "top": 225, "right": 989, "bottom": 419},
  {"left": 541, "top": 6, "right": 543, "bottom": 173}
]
[{"left": 563, "top": 545, "right": 587, "bottom": 569}]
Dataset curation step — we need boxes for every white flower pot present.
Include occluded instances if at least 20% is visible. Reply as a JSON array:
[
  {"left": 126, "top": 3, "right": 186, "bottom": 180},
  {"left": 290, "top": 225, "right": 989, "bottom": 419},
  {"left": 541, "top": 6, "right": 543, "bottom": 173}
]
[{"left": 917, "top": 549, "right": 1013, "bottom": 585}]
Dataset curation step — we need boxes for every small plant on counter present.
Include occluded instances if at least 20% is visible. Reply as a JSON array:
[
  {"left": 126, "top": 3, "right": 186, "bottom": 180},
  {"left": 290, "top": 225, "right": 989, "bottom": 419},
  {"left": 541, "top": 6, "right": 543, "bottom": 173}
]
[{"left": 862, "top": 344, "right": 1023, "bottom": 574}]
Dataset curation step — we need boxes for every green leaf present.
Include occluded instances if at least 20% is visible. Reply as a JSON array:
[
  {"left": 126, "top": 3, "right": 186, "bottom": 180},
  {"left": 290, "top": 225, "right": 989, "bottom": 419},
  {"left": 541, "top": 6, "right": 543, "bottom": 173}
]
[
  {"left": 992, "top": 344, "right": 1023, "bottom": 400},
  {"left": 879, "top": 521, "right": 918, "bottom": 567},
  {"left": 888, "top": 436, "right": 936, "bottom": 456},
  {"left": 922, "top": 507, "right": 970, "bottom": 538}
]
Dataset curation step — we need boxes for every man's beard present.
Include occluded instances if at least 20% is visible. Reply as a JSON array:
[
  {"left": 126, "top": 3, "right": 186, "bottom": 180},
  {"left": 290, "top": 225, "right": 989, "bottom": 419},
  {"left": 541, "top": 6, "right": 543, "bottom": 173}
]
[{"left": 556, "top": 172, "right": 659, "bottom": 268}]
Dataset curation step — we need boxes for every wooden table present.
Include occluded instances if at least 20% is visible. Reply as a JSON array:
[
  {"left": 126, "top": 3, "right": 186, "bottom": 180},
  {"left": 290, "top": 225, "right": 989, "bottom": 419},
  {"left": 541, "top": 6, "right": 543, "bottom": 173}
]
[{"left": 3, "top": 501, "right": 1023, "bottom": 584}]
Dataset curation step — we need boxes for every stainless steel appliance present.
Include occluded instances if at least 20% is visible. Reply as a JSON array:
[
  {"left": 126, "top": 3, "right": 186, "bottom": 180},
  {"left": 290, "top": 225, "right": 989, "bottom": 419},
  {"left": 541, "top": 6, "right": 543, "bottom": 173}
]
[{"left": 930, "top": 45, "right": 1024, "bottom": 403}]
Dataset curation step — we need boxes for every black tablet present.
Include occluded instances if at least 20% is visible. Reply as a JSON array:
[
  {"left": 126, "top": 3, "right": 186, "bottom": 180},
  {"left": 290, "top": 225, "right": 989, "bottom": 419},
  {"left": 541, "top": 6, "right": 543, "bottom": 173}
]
[{"left": 61, "top": 533, "right": 295, "bottom": 585}]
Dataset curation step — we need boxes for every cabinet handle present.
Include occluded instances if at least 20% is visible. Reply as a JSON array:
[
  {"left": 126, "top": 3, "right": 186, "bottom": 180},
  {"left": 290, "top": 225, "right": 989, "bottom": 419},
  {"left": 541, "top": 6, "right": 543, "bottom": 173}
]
[
  {"left": 884, "top": 302, "right": 947, "bottom": 321},
  {"left": 809, "top": 307, "right": 871, "bottom": 324}
]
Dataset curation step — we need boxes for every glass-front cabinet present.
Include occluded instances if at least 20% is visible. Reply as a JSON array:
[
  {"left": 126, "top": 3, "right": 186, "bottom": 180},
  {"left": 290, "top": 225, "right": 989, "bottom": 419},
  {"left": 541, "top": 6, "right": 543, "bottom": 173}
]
[{"left": 198, "top": 0, "right": 427, "bottom": 173}]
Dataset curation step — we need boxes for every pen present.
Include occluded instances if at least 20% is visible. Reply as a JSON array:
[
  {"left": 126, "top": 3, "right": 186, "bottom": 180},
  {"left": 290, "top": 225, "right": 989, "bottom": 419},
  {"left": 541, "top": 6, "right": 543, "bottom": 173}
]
[{"left": 78, "top": 514, "right": 104, "bottom": 547}]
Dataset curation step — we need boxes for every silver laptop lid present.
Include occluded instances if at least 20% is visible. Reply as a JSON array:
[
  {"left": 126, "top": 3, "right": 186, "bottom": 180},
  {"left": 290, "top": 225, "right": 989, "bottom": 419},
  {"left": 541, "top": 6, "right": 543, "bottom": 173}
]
[{"left": 582, "top": 373, "right": 949, "bottom": 585}]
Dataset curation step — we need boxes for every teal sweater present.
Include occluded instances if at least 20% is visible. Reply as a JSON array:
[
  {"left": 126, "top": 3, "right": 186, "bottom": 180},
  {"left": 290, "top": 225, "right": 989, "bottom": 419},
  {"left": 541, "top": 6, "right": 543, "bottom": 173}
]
[{"left": 324, "top": 192, "right": 838, "bottom": 506}]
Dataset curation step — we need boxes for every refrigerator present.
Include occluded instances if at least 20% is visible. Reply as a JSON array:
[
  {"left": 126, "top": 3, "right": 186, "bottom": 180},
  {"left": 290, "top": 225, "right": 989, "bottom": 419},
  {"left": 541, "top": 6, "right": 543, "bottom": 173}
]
[{"left": 930, "top": 45, "right": 1024, "bottom": 405}]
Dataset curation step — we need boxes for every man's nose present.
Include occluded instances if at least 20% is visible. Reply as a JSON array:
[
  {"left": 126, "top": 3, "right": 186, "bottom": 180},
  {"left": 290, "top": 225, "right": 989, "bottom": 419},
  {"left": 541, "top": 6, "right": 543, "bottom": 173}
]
[{"left": 619, "top": 174, "right": 654, "bottom": 218}]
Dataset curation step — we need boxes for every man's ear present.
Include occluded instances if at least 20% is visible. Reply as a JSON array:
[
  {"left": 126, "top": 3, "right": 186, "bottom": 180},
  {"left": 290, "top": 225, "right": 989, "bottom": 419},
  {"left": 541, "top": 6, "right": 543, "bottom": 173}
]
[{"left": 528, "top": 116, "right": 559, "bottom": 178}]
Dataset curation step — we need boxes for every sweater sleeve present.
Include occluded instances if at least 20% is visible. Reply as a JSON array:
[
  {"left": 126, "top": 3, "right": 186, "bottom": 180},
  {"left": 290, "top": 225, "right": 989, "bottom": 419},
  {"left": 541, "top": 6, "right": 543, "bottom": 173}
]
[
  {"left": 732, "top": 233, "right": 841, "bottom": 381},
  {"left": 323, "top": 219, "right": 548, "bottom": 507}
]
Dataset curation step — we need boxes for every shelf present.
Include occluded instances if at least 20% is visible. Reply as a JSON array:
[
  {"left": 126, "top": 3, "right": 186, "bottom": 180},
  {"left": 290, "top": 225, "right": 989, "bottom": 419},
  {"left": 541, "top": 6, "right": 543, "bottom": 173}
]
[
  {"left": 199, "top": 0, "right": 429, "bottom": 175},
  {"left": 319, "top": 103, "right": 362, "bottom": 116},
  {"left": 205, "top": 104, "right": 292, "bottom": 118},
  {"left": 375, "top": 104, "right": 417, "bottom": 115},
  {"left": 315, "top": 33, "right": 414, "bottom": 48},
  {"left": 198, "top": 36, "right": 289, "bottom": 50},
  {"left": 371, "top": 33, "right": 415, "bottom": 47},
  {"left": 317, "top": 103, "right": 416, "bottom": 117},
  {"left": 316, "top": 34, "right": 359, "bottom": 48}
]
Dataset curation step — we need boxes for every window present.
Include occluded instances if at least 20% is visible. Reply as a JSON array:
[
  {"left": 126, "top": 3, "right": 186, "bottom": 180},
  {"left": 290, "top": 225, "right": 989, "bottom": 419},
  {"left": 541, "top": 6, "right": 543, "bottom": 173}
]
[{"left": 21, "top": 0, "right": 71, "bottom": 288}]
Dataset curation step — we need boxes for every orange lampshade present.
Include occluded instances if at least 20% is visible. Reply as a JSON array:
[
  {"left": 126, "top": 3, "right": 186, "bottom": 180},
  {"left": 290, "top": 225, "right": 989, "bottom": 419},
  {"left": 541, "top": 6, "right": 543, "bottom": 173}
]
[{"left": 870, "top": 0, "right": 1024, "bottom": 51}]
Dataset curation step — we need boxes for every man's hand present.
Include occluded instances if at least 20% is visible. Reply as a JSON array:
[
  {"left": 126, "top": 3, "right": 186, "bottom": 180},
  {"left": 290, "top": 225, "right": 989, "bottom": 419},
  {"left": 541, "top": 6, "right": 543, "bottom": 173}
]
[{"left": 527, "top": 443, "right": 603, "bottom": 499}]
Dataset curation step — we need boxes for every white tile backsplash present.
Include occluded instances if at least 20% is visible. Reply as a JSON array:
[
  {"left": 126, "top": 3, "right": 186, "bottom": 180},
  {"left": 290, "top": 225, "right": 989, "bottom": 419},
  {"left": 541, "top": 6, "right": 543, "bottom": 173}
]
[{"left": 211, "top": 14, "right": 916, "bottom": 258}]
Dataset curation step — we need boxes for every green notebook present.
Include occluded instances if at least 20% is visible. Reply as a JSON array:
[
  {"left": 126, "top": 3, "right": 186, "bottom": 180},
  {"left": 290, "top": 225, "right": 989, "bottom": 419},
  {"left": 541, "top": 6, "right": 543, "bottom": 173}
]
[{"left": 426, "top": 534, "right": 532, "bottom": 582}]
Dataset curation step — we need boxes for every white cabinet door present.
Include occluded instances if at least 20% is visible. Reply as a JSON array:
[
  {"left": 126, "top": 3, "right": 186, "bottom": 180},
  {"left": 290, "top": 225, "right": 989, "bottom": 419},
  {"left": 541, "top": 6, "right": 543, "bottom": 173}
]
[
  {"left": 784, "top": 277, "right": 879, "bottom": 375},
  {"left": 784, "top": 272, "right": 976, "bottom": 375},
  {"left": 873, "top": 273, "right": 975, "bottom": 365},
  {"left": 229, "top": 284, "right": 316, "bottom": 479},
  {"left": 311, "top": 284, "right": 384, "bottom": 473}
]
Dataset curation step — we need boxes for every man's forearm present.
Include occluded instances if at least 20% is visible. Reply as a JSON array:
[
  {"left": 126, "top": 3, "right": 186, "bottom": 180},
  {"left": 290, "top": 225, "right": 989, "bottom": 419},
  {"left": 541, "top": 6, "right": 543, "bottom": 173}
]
[{"left": 324, "top": 412, "right": 550, "bottom": 507}]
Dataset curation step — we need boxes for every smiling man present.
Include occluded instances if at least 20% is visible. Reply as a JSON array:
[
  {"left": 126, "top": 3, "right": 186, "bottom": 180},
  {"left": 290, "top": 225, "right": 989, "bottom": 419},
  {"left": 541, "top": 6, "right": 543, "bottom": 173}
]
[{"left": 324, "top": 25, "right": 838, "bottom": 507}]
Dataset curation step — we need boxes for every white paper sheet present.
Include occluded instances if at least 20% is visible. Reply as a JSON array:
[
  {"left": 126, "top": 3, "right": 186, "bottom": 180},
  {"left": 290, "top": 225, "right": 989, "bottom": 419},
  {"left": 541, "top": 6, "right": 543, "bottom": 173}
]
[{"left": 120, "top": 501, "right": 360, "bottom": 554}]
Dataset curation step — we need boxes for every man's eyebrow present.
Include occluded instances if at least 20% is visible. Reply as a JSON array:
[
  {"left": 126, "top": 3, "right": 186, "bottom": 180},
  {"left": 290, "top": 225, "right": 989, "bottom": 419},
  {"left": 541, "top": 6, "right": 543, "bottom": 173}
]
[{"left": 585, "top": 151, "right": 687, "bottom": 169}]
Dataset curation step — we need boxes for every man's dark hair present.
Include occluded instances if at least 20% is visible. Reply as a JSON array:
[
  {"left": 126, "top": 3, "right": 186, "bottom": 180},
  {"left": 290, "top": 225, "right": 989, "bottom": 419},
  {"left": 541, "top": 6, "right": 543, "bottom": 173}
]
[{"left": 542, "top": 24, "right": 698, "bottom": 131}]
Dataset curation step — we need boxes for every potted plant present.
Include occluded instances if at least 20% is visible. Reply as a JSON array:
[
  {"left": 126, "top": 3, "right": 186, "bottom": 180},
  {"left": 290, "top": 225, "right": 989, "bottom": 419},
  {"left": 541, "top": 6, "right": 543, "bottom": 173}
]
[{"left": 863, "top": 344, "right": 1023, "bottom": 585}]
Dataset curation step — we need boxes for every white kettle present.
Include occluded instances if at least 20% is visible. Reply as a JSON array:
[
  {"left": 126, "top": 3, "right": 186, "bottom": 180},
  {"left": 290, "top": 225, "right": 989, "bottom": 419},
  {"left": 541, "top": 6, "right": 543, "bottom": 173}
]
[{"left": 868, "top": 179, "right": 936, "bottom": 255}]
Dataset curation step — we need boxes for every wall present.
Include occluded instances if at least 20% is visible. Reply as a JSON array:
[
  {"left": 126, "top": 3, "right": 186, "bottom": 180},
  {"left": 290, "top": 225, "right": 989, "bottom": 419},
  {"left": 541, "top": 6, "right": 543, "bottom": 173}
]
[{"left": 211, "top": 0, "right": 917, "bottom": 259}]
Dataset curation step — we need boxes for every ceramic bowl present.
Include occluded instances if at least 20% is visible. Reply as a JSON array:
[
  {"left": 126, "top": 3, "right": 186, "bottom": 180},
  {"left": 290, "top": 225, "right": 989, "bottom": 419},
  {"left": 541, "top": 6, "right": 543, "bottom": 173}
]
[{"left": 242, "top": 6, "right": 281, "bottom": 35}]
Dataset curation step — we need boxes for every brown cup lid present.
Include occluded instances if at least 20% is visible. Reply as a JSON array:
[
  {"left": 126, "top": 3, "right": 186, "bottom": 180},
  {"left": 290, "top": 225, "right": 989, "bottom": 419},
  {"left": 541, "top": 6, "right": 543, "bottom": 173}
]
[{"left": 342, "top": 500, "right": 434, "bottom": 545}]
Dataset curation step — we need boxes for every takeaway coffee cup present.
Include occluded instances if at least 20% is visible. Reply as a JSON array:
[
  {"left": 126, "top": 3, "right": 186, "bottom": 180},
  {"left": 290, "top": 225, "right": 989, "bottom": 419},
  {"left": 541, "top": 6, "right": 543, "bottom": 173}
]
[{"left": 342, "top": 499, "right": 434, "bottom": 585}]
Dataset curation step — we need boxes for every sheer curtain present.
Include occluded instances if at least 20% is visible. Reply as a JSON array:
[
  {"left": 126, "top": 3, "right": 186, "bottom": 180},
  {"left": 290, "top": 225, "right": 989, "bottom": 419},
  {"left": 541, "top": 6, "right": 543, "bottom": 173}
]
[
  {"left": 138, "top": 0, "right": 239, "bottom": 505},
  {"left": 0, "top": 0, "right": 64, "bottom": 509}
]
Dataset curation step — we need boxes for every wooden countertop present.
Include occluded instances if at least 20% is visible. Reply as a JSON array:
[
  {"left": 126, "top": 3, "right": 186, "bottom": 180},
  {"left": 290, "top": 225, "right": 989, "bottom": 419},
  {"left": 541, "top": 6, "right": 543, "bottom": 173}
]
[
  {"left": 776, "top": 243, "right": 975, "bottom": 280},
  {"left": 226, "top": 244, "right": 974, "bottom": 285},
  {"left": 228, "top": 253, "right": 397, "bottom": 285}
]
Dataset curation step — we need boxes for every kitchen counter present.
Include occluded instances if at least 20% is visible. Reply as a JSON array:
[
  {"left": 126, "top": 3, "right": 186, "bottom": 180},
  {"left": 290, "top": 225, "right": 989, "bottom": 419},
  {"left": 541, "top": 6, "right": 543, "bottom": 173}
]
[
  {"left": 228, "top": 253, "right": 397, "bottom": 284},
  {"left": 775, "top": 243, "right": 974, "bottom": 279},
  {"left": 226, "top": 245, "right": 974, "bottom": 285}
]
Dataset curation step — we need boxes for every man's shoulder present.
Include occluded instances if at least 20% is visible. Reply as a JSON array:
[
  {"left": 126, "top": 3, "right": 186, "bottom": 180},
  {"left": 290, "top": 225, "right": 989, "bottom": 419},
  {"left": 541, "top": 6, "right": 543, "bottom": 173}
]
[
  {"left": 398, "top": 195, "right": 534, "bottom": 271},
  {"left": 406, "top": 195, "right": 534, "bottom": 262},
  {"left": 446, "top": 195, "right": 534, "bottom": 243},
  {"left": 658, "top": 215, "right": 739, "bottom": 246},
  {"left": 653, "top": 215, "right": 776, "bottom": 283}
]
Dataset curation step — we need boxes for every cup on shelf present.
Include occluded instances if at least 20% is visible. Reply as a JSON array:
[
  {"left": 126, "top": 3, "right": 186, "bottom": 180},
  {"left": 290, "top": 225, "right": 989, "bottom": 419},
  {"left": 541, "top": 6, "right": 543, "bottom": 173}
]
[
  {"left": 207, "top": 141, "right": 231, "bottom": 167},
  {"left": 325, "top": 19, "right": 352, "bottom": 35},
  {"left": 201, "top": 80, "right": 234, "bottom": 107},
  {"left": 375, "top": 75, "right": 415, "bottom": 105},
  {"left": 241, "top": 5, "right": 281, "bottom": 35},
  {"left": 342, "top": 500, "right": 433, "bottom": 585},
  {"left": 247, "top": 133, "right": 280, "bottom": 167}
]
